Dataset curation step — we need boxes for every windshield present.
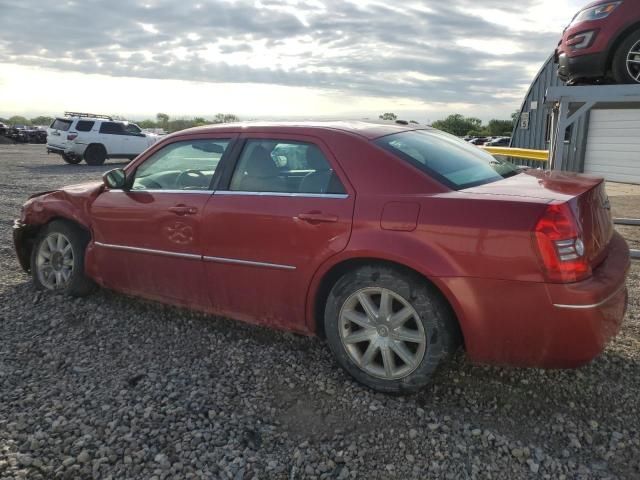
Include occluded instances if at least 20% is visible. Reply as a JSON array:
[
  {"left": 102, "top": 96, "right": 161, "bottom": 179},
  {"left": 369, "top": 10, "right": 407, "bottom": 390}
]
[{"left": 375, "top": 129, "right": 520, "bottom": 190}]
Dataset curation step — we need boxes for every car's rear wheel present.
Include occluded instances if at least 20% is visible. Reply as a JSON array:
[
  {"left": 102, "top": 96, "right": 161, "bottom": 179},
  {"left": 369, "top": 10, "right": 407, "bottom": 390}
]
[
  {"left": 324, "top": 265, "right": 460, "bottom": 393},
  {"left": 31, "top": 220, "right": 96, "bottom": 297},
  {"left": 62, "top": 153, "right": 82, "bottom": 165},
  {"left": 612, "top": 29, "right": 640, "bottom": 84},
  {"left": 84, "top": 144, "right": 107, "bottom": 166}
]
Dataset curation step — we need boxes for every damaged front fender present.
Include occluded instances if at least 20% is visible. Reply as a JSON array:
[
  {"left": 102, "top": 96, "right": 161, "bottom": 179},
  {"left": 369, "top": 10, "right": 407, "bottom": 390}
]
[{"left": 14, "top": 181, "right": 105, "bottom": 272}]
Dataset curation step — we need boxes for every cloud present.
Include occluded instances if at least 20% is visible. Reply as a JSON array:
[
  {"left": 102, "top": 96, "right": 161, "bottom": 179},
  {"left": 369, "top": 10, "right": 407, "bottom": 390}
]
[{"left": 0, "top": 0, "right": 575, "bottom": 109}]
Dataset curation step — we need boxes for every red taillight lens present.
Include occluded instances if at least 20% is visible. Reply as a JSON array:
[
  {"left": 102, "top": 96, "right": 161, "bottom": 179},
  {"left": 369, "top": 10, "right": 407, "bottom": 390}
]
[
  {"left": 67, "top": 133, "right": 78, "bottom": 141},
  {"left": 533, "top": 203, "right": 591, "bottom": 283}
]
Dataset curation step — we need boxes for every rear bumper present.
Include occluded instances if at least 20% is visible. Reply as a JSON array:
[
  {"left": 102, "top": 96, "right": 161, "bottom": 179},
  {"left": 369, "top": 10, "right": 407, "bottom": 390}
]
[
  {"left": 46, "top": 142, "right": 86, "bottom": 158},
  {"left": 441, "top": 232, "right": 630, "bottom": 368},
  {"left": 557, "top": 51, "right": 608, "bottom": 83}
]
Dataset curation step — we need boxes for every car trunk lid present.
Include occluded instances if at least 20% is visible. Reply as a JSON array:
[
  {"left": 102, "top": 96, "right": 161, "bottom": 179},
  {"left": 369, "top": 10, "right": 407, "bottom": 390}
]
[{"left": 463, "top": 170, "right": 614, "bottom": 270}]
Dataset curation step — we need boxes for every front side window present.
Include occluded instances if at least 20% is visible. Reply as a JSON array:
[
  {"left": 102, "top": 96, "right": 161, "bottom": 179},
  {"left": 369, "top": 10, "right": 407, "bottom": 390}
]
[
  {"left": 132, "top": 139, "right": 230, "bottom": 191},
  {"left": 125, "top": 123, "right": 142, "bottom": 135},
  {"left": 375, "top": 129, "right": 520, "bottom": 190},
  {"left": 229, "top": 140, "right": 345, "bottom": 194}
]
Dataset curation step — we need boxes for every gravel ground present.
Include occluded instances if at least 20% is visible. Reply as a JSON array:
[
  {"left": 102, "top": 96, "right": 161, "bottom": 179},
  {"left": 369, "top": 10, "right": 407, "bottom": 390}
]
[{"left": 1, "top": 145, "right": 639, "bottom": 480}]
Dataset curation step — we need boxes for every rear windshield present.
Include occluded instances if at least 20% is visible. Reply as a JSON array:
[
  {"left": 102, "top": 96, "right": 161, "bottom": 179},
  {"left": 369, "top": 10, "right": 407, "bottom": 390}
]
[
  {"left": 50, "top": 118, "right": 72, "bottom": 131},
  {"left": 375, "top": 129, "right": 519, "bottom": 190}
]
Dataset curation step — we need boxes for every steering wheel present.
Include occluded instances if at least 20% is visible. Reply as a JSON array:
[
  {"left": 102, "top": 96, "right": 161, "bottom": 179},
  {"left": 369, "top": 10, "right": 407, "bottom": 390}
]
[{"left": 176, "top": 170, "right": 208, "bottom": 189}]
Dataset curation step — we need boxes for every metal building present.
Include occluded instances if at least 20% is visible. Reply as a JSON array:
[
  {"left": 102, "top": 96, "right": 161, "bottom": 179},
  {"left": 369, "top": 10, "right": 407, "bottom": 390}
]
[
  {"left": 511, "top": 56, "right": 640, "bottom": 184},
  {"left": 510, "top": 55, "right": 589, "bottom": 171}
]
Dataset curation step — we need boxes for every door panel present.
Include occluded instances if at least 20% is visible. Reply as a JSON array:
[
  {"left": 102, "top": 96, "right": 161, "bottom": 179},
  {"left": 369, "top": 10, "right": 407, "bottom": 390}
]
[
  {"left": 89, "top": 134, "right": 236, "bottom": 307},
  {"left": 201, "top": 193, "right": 353, "bottom": 331},
  {"left": 91, "top": 191, "right": 211, "bottom": 306},
  {"left": 200, "top": 134, "right": 355, "bottom": 332}
]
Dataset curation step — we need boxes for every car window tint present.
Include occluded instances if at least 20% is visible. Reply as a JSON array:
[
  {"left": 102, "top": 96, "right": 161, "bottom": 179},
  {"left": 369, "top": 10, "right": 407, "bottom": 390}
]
[
  {"left": 375, "top": 129, "right": 520, "bottom": 190},
  {"left": 75, "top": 121, "right": 95, "bottom": 132},
  {"left": 229, "top": 140, "right": 346, "bottom": 194},
  {"left": 51, "top": 119, "right": 72, "bottom": 131},
  {"left": 132, "top": 139, "right": 230, "bottom": 191},
  {"left": 99, "top": 122, "right": 126, "bottom": 135}
]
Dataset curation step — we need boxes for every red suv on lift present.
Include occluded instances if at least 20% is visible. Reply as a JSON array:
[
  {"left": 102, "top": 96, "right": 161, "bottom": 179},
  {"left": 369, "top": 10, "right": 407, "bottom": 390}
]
[
  {"left": 556, "top": 0, "right": 640, "bottom": 84},
  {"left": 13, "top": 122, "right": 630, "bottom": 393}
]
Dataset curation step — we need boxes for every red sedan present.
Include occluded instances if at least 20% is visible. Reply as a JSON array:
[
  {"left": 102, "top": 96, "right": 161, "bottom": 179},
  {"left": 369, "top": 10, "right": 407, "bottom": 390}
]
[{"left": 13, "top": 122, "right": 630, "bottom": 393}]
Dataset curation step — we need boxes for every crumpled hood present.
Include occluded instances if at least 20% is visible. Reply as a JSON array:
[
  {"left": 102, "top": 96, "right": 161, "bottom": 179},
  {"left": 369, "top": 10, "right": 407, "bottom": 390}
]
[
  {"left": 21, "top": 181, "right": 105, "bottom": 227},
  {"left": 29, "top": 181, "right": 104, "bottom": 200}
]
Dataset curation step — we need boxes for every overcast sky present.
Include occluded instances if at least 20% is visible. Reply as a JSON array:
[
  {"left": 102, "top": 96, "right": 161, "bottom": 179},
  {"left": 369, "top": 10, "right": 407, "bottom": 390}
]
[{"left": 0, "top": 0, "right": 585, "bottom": 122}]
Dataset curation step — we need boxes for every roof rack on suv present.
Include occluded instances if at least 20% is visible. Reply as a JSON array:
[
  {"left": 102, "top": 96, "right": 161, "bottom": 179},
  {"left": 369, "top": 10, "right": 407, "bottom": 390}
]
[{"left": 64, "top": 112, "right": 113, "bottom": 120}]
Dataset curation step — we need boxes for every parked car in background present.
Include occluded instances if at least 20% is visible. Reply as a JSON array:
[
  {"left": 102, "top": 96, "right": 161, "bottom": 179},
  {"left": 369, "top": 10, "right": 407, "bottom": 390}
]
[
  {"left": 32, "top": 126, "right": 48, "bottom": 144},
  {"left": 485, "top": 137, "right": 511, "bottom": 147},
  {"left": 7, "top": 125, "right": 30, "bottom": 142},
  {"left": 0, "top": 122, "right": 7, "bottom": 136},
  {"left": 468, "top": 137, "right": 489, "bottom": 145},
  {"left": 16, "top": 126, "right": 48, "bottom": 144},
  {"left": 14, "top": 122, "right": 629, "bottom": 393},
  {"left": 556, "top": 0, "right": 640, "bottom": 84},
  {"left": 47, "top": 112, "right": 159, "bottom": 165}
]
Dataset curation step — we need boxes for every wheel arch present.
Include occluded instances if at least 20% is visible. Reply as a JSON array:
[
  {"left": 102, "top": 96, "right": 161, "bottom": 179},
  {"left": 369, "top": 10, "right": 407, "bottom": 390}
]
[
  {"left": 606, "top": 22, "right": 640, "bottom": 71},
  {"left": 16, "top": 216, "right": 92, "bottom": 273},
  {"left": 309, "top": 256, "right": 465, "bottom": 348}
]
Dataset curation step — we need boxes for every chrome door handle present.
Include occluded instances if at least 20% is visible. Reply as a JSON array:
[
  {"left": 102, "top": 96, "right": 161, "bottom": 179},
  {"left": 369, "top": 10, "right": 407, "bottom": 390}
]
[
  {"left": 297, "top": 212, "right": 338, "bottom": 223},
  {"left": 168, "top": 205, "right": 198, "bottom": 215}
]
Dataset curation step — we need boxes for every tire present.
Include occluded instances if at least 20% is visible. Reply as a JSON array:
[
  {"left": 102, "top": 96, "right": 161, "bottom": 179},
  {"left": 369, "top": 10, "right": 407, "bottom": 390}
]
[
  {"left": 324, "top": 265, "right": 460, "bottom": 394},
  {"left": 62, "top": 153, "right": 82, "bottom": 165},
  {"left": 30, "top": 220, "right": 96, "bottom": 297},
  {"left": 612, "top": 29, "right": 640, "bottom": 84},
  {"left": 84, "top": 144, "right": 107, "bottom": 166}
]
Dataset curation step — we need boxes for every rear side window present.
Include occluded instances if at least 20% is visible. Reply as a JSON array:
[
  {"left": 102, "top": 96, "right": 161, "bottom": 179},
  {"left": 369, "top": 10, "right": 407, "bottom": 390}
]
[
  {"left": 99, "top": 122, "right": 126, "bottom": 134},
  {"left": 229, "top": 140, "right": 346, "bottom": 194},
  {"left": 50, "top": 119, "right": 72, "bottom": 131},
  {"left": 75, "top": 120, "right": 95, "bottom": 132},
  {"left": 375, "top": 129, "right": 519, "bottom": 190}
]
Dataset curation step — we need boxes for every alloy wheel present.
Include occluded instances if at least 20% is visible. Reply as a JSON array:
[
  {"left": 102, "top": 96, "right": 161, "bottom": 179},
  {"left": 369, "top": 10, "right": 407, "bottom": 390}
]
[
  {"left": 338, "top": 287, "right": 427, "bottom": 380},
  {"left": 36, "top": 232, "right": 74, "bottom": 290},
  {"left": 626, "top": 40, "right": 640, "bottom": 83}
]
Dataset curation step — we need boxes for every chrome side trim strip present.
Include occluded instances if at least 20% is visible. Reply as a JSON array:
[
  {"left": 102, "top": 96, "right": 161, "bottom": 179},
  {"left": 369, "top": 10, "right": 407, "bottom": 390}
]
[
  {"left": 94, "top": 241, "right": 201, "bottom": 260},
  {"left": 94, "top": 241, "right": 296, "bottom": 270},
  {"left": 107, "top": 189, "right": 213, "bottom": 194},
  {"left": 215, "top": 190, "right": 348, "bottom": 199},
  {"left": 553, "top": 283, "right": 627, "bottom": 309},
  {"left": 203, "top": 255, "right": 296, "bottom": 270}
]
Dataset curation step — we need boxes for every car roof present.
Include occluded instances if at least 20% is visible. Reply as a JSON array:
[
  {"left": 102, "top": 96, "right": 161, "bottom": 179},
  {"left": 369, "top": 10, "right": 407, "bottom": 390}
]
[{"left": 177, "top": 120, "right": 432, "bottom": 140}]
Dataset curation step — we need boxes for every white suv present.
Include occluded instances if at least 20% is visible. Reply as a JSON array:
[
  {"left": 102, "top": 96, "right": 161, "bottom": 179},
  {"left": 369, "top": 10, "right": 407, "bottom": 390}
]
[{"left": 47, "top": 112, "right": 159, "bottom": 165}]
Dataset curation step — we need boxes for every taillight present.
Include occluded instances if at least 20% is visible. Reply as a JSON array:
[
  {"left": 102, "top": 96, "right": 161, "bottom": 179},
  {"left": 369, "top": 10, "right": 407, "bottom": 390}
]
[
  {"left": 67, "top": 132, "right": 78, "bottom": 141},
  {"left": 533, "top": 203, "right": 591, "bottom": 283}
]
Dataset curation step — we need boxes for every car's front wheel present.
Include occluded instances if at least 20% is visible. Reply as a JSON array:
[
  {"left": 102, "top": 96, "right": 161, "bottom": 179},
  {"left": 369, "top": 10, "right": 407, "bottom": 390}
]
[
  {"left": 324, "top": 265, "right": 460, "bottom": 393},
  {"left": 612, "top": 29, "right": 640, "bottom": 84},
  {"left": 31, "top": 220, "right": 96, "bottom": 296}
]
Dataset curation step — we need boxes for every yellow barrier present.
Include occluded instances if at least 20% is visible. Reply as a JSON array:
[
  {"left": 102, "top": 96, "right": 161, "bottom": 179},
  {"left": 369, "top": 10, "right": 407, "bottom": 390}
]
[{"left": 480, "top": 146, "right": 549, "bottom": 162}]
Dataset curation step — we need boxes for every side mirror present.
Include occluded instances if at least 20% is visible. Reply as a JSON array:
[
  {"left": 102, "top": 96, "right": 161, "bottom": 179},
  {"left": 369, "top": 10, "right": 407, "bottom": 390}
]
[{"left": 103, "top": 168, "right": 127, "bottom": 189}]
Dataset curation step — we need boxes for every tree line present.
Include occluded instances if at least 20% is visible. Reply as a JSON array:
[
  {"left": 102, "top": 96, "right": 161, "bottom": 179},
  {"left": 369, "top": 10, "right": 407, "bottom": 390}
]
[
  {"left": 379, "top": 112, "right": 518, "bottom": 137},
  {"left": 138, "top": 113, "right": 240, "bottom": 132},
  {"left": 3, "top": 111, "right": 517, "bottom": 137}
]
